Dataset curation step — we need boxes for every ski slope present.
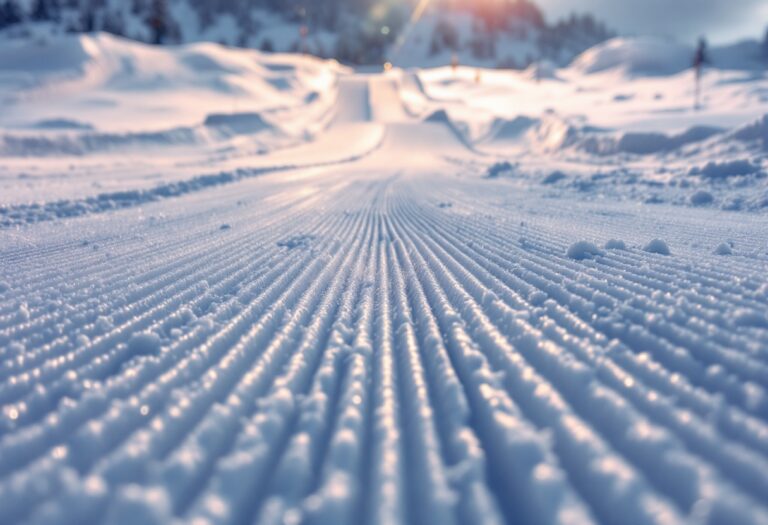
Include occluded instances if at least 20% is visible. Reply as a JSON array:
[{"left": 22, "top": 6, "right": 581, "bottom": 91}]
[{"left": 1, "top": 34, "right": 768, "bottom": 525}]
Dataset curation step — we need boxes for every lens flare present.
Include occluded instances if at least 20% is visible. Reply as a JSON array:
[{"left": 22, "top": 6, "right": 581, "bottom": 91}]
[{"left": 389, "top": 0, "right": 434, "bottom": 65}]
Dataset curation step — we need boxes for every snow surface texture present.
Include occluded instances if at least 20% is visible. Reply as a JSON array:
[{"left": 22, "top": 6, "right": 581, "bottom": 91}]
[{"left": 1, "top": 34, "right": 768, "bottom": 525}]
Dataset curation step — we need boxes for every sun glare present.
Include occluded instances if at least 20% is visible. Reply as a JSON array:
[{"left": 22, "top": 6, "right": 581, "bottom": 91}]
[{"left": 389, "top": 0, "right": 434, "bottom": 64}]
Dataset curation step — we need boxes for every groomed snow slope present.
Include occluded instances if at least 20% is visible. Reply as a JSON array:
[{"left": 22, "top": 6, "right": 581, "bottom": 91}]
[{"left": 1, "top": 34, "right": 768, "bottom": 525}]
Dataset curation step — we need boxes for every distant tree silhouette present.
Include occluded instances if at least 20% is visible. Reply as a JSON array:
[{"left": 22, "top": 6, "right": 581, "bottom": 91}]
[
  {"left": 0, "top": 0, "right": 616, "bottom": 67},
  {"left": 148, "top": 0, "right": 168, "bottom": 44},
  {"left": 102, "top": 9, "right": 125, "bottom": 36},
  {"left": 763, "top": 26, "right": 768, "bottom": 60},
  {"left": 0, "top": 0, "right": 22, "bottom": 29},
  {"left": 429, "top": 18, "right": 459, "bottom": 56},
  {"left": 537, "top": 13, "right": 613, "bottom": 64},
  {"left": 260, "top": 38, "right": 275, "bottom": 53},
  {"left": 693, "top": 37, "right": 710, "bottom": 110},
  {"left": 31, "top": 0, "right": 56, "bottom": 21}
]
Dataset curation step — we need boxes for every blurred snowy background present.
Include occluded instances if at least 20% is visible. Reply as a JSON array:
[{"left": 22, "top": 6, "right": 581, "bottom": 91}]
[{"left": 0, "top": 0, "right": 764, "bottom": 68}]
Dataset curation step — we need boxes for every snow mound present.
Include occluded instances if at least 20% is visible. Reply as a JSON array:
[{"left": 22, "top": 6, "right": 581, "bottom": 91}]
[
  {"left": 570, "top": 37, "right": 693, "bottom": 77},
  {"left": 567, "top": 241, "right": 605, "bottom": 260},
  {"left": 714, "top": 243, "right": 733, "bottom": 255},
  {"left": 204, "top": 113, "right": 272, "bottom": 135},
  {"left": 732, "top": 115, "right": 768, "bottom": 150},
  {"left": 486, "top": 116, "right": 539, "bottom": 142},
  {"left": 615, "top": 126, "right": 723, "bottom": 155},
  {"left": 691, "top": 160, "right": 761, "bottom": 179},
  {"left": 604, "top": 239, "right": 627, "bottom": 250},
  {"left": 733, "top": 308, "right": 768, "bottom": 328},
  {"left": 127, "top": 332, "right": 162, "bottom": 357},
  {"left": 31, "top": 118, "right": 94, "bottom": 131},
  {"left": 542, "top": 171, "right": 567, "bottom": 185},
  {"left": 522, "top": 60, "right": 561, "bottom": 81},
  {"left": 0, "top": 33, "right": 96, "bottom": 75},
  {"left": 690, "top": 190, "right": 715, "bottom": 206},
  {"left": 530, "top": 113, "right": 581, "bottom": 151},
  {"left": 483, "top": 113, "right": 591, "bottom": 153},
  {"left": 423, "top": 109, "right": 453, "bottom": 125},
  {"left": 643, "top": 239, "right": 671, "bottom": 255},
  {"left": 422, "top": 109, "right": 473, "bottom": 150},
  {"left": 486, "top": 161, "right": 516, "bottom": 179},
  {"left": 0, "top": 127, "right": 204, "bottom": 157},
  {"left": 710, "top": 40, "right": 768, "bottom": 71}
]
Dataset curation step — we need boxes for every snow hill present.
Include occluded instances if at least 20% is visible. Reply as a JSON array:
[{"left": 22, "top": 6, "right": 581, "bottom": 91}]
[
  {"left": 1, "top": 32, "right": 768, "bottom": 525},
  {"left": 572, "top": 36, "right": 768, "bottom": 76}
]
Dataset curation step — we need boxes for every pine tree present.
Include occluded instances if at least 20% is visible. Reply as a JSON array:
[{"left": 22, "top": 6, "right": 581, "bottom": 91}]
[
  {"left": 102, "top": 9, "right": 125, "bottom": 36},
  {"left": 0, "top": 0, "right": 22, "bottom": 29},
  {"left": 147, "top": 0, "right": 168, "bottom": 44},
  {"left": 260, "top": 38, "right": 275, "bottom": 53},
  {"left": 31, "top": 0, "right": 51, "bottom": 21}
]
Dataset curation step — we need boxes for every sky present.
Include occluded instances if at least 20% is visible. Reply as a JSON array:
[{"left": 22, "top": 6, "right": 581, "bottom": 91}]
[{"left": 536, "top": 0, "right": 768, "bottom": 43}]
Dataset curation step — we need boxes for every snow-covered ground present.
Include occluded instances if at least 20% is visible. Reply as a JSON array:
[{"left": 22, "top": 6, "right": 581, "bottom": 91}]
[{"left": 1, "top": 33, "right": 768, "bottom": 525}]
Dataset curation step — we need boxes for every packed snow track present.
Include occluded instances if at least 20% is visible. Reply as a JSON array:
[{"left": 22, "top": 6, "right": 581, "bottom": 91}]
[{"left": 1, "top": 35, "right": 768, "bottom": 525}]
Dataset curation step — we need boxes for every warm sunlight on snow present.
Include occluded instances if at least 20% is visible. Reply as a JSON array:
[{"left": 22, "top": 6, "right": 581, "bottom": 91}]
[{"left": 1, "top": 2, "right": 767, "bottom": 525}]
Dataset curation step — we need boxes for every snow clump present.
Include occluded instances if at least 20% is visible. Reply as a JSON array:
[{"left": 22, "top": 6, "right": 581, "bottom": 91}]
[
  {"left": 714, "top": 243, "right": 733, "bottom": 255},
  {"left": 604, "top": 239, "right": 627, "bottom": 250},
  {"left": 690, "top": 190, "right": 714, "bottom": 206},
  {"left": 486, "top": 161, "right": 516, "bottom": 179},
  {"left": 567, "top": 241, "right": 605, "bottom": 260},
  {"left": 542, "top": 170, "right": 567, "bottom": 184},
  {"left": 643, "top": 239, "right": 670, "bottom": 255}
]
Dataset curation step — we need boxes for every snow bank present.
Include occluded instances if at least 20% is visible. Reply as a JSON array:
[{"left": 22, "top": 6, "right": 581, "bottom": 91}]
[
  {"left": 732, "top": 115, "right": 768, "bottom": 151},
  {"left": 31, "top": 118, "right": 94, "bottom": 131},
  {"left": 422, "top": 109, "right": 474, "bottom": 150},
  {"left": 0, "top": 127, "right": 204, "bottom": 157},
  {"left": 542, "top": 171, "right": 567, "bottom": 185},
  {"left": 690, "top": 190, "right": 715, "bottom": 206},
  {"left": 530, "top": 114, "right": 581, "bottom": 151},
  {"left": 615, "top": 126, "right": 723, "bottom": 155},
  {"left": 0, "top": 32, "right": 343, "bottom": 133},
  {"left": 572, "top": 36, "right": 768, "bottom": 77},
  {"left": 0, "top": 167, "right": 276, "bottom": 227},
  {"left": 710, "top": 40, "right": 768, "bottom": 71},
  {"left": 522, "top": 60, "right": 561, "bottom": 81},
  {"left": 203, "top": 113, "right": 272, "bottom": 135},
  {"left": 481, "top": 113, "right": 584, "bottom": 153},
  {"left": 0, "top": 33, "right": 95, "bottom": 75},
  {"left": 486, "top": 116, "right": 539, "bottom": 143},
  {"left": 486, "top": 161, "right": 517, "bottom": 179},
  {"left": 570, "top": 37, "right": 693, "bottom": 77},
  {"left": 691, "top": 160, "right": 761, "bottom": 179}
]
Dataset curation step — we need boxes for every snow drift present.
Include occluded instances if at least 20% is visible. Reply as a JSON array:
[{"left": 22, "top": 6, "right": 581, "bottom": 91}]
[{"left": 570, "top": 37, "right": 694, "bottom": 77}]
